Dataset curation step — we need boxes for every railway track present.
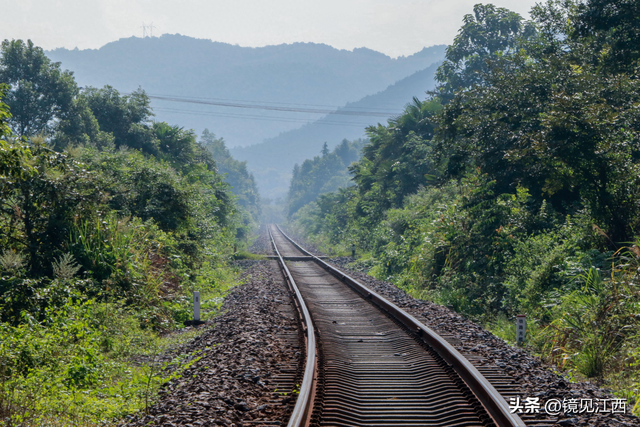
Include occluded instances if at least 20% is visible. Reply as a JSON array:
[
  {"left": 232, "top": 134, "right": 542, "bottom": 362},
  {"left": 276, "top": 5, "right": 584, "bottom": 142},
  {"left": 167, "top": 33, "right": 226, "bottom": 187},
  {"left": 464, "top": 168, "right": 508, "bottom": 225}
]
[{"left": 268, "top": 225, "right": 527, "bottom": 427}]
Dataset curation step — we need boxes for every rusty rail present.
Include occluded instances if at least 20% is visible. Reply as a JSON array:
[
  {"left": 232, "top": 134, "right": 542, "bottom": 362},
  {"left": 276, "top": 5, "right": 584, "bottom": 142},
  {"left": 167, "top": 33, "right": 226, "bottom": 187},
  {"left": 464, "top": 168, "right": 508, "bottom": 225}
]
[
  {"left": 274, "top": 225, "right": 525, "bottom": 427},
  {"left": 268, "top": 227, "right": 317, "bottom": 427}
]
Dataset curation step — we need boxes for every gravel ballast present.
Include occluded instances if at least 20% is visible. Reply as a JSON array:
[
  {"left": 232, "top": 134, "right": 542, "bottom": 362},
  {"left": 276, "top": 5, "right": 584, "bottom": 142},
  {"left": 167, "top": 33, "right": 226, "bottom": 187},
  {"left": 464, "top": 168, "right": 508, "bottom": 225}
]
[
  {"left": 324, "top": 256, "right": 639, "bottom": 426},
  {"left": 125, "top": 225, "right": 639, "bottom": 426},
  {"left": 125, "top": 260, "right": 303, "bottom": 427}
]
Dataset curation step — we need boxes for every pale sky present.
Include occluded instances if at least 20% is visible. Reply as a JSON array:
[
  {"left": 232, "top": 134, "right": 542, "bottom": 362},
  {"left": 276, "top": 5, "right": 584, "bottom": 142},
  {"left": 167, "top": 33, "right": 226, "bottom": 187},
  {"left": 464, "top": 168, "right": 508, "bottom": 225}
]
[{"left": 2, "top": 0, "right": 539, "bottom": 57}]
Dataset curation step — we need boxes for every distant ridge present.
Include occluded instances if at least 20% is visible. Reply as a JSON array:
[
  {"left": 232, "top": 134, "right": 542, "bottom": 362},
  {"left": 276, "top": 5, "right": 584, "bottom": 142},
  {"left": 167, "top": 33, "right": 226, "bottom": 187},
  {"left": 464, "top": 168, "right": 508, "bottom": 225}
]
[
  {"left": 231, "top": 62, "right": 442, "bottom": 199},
  {"left": 46, "top": 35, "right": 445, "bottom": 147}
]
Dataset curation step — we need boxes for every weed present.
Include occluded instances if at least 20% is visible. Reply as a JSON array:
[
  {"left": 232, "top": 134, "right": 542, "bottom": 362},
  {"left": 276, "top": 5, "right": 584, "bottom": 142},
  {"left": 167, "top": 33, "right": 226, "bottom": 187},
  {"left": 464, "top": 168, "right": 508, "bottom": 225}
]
[
  {"left": 0, "top": 250, "right": 25, "bottom": 272},
  {"left": 232, "top": 251, "right": 265, "bottom": 260},
  {"left": 51, "top": 253, "right": 81, "bottom": 280},
  {"left": 0, "top": 298, "right": 207, "bottom": 425}
]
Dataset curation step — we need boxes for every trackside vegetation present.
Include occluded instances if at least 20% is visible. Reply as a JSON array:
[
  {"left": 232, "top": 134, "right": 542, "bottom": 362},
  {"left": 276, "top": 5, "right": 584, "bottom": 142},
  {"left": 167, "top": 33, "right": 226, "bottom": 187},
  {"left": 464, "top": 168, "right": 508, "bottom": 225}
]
[
  {"left": 288, "top": 0, "right": 640, "bottom": 412},
  {"left": 0, "top": 39, "right": 256, "bottom": 424},
  {"left": 287, "top": 139, "right": 366, "bottom": 218}
]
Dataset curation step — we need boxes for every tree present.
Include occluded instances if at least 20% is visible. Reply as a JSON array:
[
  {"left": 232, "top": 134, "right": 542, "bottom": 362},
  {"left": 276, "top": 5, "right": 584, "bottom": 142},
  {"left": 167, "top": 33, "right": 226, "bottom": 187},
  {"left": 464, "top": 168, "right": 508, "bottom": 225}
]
[
  {"left": 0, "top": 39, "right": 78, "bottom": 137},
  {"left": 53, "top": 95, "right": 114, "bottom": 150},
  {"left": 0, "top": 85, "right": 36, "bottom": 215},
  {"left": 435, "top": 25, "right": 640, "bottom": 242},
  {"left": 287, "top": 139, "right": 364, "bottom": 217},
  {"left": 154, "top": 122, "right": 198, "bottom": 166},
  {"left": 82, "top": 86, "right": 157, "bottom": 154},
  {"left": 334, "top": 139, "right": 360, "bottom": 166},
  {"left": 200, "top": 129, "right": 261, "bottom": 222},
  {"left": 435, "top": 4, "right": 536, "bottom": 97},
  {"left": 348, "top": 98, "right": 441, "bottom": 221},
  {"left": 0, "top": 140, "right": 100, "bottom": 274},
  {"left": 575, "top": 0, "right": 640, "bottom": 72},
  {"left": 0, "top": 84, "right": 11, "bottom": 139},
  {"left": 321, "top": 142, "right": 329, "bottom": 156}
]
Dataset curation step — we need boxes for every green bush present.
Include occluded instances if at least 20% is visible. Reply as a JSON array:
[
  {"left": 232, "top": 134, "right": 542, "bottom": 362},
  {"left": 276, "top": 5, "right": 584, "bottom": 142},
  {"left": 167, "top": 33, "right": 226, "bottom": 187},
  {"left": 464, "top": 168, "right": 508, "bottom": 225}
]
[
  {"left": 0, "top": 42, "right": 247, "bottom": 424},
  {"left": 0, "top": 298, "right": 202, "bottom": 425}
]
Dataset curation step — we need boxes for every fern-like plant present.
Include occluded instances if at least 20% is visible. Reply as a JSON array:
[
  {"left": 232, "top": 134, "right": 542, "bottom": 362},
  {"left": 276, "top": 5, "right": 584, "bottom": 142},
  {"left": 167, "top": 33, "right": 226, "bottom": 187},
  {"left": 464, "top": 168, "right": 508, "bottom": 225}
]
[
  {"left": 52, "top": 253, "right": 81, "bottom": 280},
  {"left": 0, "top": 250, "right": 25, "bottom": 272}
]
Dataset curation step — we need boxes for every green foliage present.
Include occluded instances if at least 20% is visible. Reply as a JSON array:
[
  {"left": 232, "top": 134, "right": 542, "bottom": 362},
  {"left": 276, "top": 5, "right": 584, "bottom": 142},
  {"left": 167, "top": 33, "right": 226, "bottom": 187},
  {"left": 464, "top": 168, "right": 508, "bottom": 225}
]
[
  {"left": 435, "top": 4, "right": 536, "bottom": 96},
  {"left": 82, "top": 85, "right": 156, "bottom": 154},
  {"left": 288, "top": 0, "right": 640, "bottom": 406},
  {"left": 53, "top": 95, "right": 114, "bottom": 151},
  {"left": 69, "top": 212, "right": 163, "bottom": 299},
  {"left": 200, "top": 129, "right": 261, "bottom": 226},
  {"left": 0, "top": 84, "right": 11, "bottom": 139},
  {"left": 541, "top": 253, "right": 640, "bottom": 383},
  {"left": 51, "top": 253, "right": 81, "bottom": 280},
  {"left": 0, "top": 298, "right": 203, "bottom": 425},
  {"left": 233, "top": 250, "right": 266, "bottom": 261},
  {"left": 338, "top": 99, "right": 442, "bottom": 230},
  {"left": 287, "top": 139, "right": 364, "bottom": 217},
  {"left": 0, "top": 39, "right": 248, "bottom": 424},
  {"left": 74, "top": 147, "right": 198, "bottom": 233},
  {"left": 501, "top": 216, "right": 610, "bottom": 315},
  {"left": 0, "top": 39, "right": 77, "bottom": 138},
  {"left": 153, "top": 121, "right": 198, "bottom": 165},
  {"left": 291, "top": 0, "right": 640, "bottom": 313},
  {"left": 436, "top": 47, "right": 640, "bottom": 242},
  {"left": 574, "top": 0, "right": 640, "bottom": 73},
  {"left": 0, "top": 250, "right": 25, "bottom": 272},
  {"left": 0, "top": 140, "right": 103, "bottom": 276}
]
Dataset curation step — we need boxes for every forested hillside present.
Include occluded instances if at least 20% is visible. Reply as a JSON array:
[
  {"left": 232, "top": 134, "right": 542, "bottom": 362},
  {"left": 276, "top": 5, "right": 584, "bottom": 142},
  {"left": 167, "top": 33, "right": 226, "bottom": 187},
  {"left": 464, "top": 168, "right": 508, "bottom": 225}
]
[
  {"left": 289, "top": 0, "right": 640, "bottom": 409},
  {"left": 200, "top": 129, "right": 261, "bottom": 225},
  {"left": 0, "top": 39, "right": 253, "bottom": 424},
  {"left": 232, "top": 62, "right": 442, "bottom": 199},
  {"left": 287, "top": 139, "right": 365, "bottom": 217},
  {"left": 47, "top": 36, "right": 446, "bottom": 147}
]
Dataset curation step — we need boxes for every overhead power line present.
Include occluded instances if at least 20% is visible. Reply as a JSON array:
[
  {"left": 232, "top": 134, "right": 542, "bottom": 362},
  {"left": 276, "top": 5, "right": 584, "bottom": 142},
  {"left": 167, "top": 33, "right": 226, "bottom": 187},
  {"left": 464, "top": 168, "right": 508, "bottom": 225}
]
[
  {"left": 154, "top": 107, "right": 376, "bottom": 128},
  {"left": 146, "top": 94, "right": 399, "bottom": 117},
  {"left": 147, "top": 93, "right": 402, "bottom": 112}
]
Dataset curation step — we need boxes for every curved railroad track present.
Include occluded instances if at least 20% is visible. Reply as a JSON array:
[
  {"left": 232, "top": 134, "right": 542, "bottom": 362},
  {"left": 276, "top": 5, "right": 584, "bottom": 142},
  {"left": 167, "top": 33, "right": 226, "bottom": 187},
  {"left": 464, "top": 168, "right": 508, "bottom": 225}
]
[{"left": 268, "top": 224, "right": 526, "bottom": 427}]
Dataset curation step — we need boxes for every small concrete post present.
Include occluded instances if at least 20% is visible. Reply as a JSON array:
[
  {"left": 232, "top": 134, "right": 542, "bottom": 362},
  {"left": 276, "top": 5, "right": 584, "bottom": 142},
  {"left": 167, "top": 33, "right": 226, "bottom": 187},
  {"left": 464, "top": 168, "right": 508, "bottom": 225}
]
[
  {"left": 516, "top": 314, "right": 526, "bottom": 344},
  {"left": 193, "top": 291, "right": 201, "bottom": 322},
  {"left": 351, "top": 244, "right": 356, "bottom": 258}
]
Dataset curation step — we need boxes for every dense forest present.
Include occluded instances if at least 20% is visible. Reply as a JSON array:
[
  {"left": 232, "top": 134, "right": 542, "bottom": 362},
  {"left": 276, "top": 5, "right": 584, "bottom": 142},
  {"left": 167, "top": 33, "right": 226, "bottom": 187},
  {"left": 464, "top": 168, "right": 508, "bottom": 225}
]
[
  {"left": 289, "top": 0, "right": 640, "bottom": 411},
  {"left": 200, "top": 129, "right": 261, "bottom": 230},
  {"left": 0, "top": 39, "right": 258, "bottom": 424},
  {"left": 287, "top": 139, "right": 365, "bottom": 217}
]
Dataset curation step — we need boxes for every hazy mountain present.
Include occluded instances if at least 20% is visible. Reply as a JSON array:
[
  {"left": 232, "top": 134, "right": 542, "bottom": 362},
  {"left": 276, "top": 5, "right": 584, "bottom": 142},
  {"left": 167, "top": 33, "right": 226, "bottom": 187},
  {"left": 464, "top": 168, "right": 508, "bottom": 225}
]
[
  {"left": 231, "top": 62, "right": 442, "bottom": 199},
  {"left": 46, "top": 35, "right": 445, "bottom": 148}
]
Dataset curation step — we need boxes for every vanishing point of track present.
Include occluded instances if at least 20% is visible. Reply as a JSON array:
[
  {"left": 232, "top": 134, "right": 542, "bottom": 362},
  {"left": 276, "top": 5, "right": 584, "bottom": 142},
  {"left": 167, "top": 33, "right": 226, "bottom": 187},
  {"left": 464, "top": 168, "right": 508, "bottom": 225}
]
[{"left": 268, "top": 225, "right": 526, "bottom": 427}]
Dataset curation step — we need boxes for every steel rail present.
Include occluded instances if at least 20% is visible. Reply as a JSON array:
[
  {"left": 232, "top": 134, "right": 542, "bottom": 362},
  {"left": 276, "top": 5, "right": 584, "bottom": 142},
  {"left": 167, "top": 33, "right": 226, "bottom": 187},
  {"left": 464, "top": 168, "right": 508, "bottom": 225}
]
[
  {"left": 274, "top": 225, "right": 526, "bottom": 427},
  {"left": 268, "top": 227, "right": 317, "bottom": 427}
]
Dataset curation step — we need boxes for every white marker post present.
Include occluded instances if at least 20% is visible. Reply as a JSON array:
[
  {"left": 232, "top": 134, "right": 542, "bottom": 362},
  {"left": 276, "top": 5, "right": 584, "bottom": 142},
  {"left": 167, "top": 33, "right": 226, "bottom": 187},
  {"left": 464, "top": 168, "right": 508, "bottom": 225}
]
[
  {"left": 193, "top": 291, "right": 201, "bottom": 322},
  {"left": 516, "top": 314, "right": 526, "bottom": 344}
]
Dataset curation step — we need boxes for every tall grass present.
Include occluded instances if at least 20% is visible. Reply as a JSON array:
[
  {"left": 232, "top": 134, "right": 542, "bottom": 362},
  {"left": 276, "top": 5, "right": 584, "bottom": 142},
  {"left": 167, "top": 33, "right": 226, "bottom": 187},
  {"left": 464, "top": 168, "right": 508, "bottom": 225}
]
[{"left": 0, "top": 298, "right": 203, "bottom": 426}]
